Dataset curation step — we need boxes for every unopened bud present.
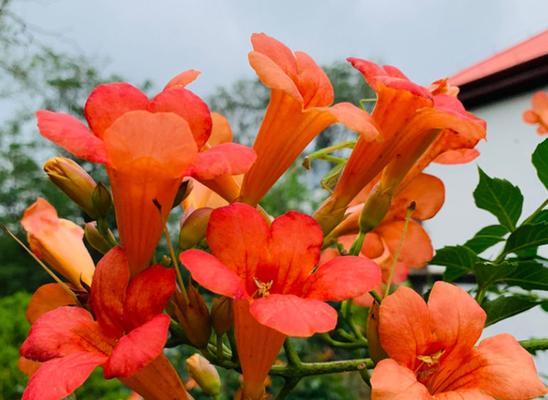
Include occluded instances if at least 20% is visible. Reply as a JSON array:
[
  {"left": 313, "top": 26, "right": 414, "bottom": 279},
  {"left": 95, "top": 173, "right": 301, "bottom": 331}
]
[
  {"left": 173, "top": 285, "right": 211, "bottom": 348},
  {"left": 44, "top": 157, "right": 97, "bottom": 217},
  {"left": 366, "top": 301, "right": 388, "bottom": 363},
  {"left": 172, "top": 179, "right": 193, "bottom": 209},
  {"left": 91, "top": 182, "right": 112, "bottom": 218},
  {"left": 179, "top": 207, "right": 213, "bottom": 250},
  {"left": 84, "top": 222, "right": 115, "bottom": 254},
  {"left": 211, "top": 296, "right": 233, "bottom": 335},
  {"left": 358, "top": 184, "right": 393, "bottom": 233},
  {"left": 186, "top": 354, "right": 221, "bottom": 396}
]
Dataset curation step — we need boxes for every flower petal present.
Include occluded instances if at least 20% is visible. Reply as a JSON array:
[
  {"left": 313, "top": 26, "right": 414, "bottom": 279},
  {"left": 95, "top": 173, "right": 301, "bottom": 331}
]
[
  {"left": 150, "top": 88, "right": 212, "bottom": 149},
  {"left": 90, "top": 247, "right": 129, "bottom": 337},
  {"left": 84, "top": 82, "right": 148, "bottom": 138},
  {"left": 26, "top": 283, "right": 77, "bottom": 324},
  {"left": 428, "top": 281, "right": 485, "bottom": 352},
  {"left": 21, "top": 306, "right": 109, "bottom": 362},
  {"left": 207, "top": 203, "right": 269, "bottom": 281},
  {"left": 180, "top": 249, "right": 245, "bottom": 298},
  {"left": 473, "top": 334, "right": 546, "bottom": 399},
  {"left": 103, "top": 314, "right": 170, "bottom": 378},
  {"left": 303, "top": 256, "right": 381, "bottom": 301},
  {"left": 185, "top": 143, "right": 257, "bottom": 180},
  {"left": 251, "top": 33, "right": 298, "bottom": 82},
  {"left": 325, "top": 102, "right": 379, "bottom": 141},
  {"left": 123, "top": 265, "right": 176, "bottom": 330},
  {"left": 248, "top": 51, "right": 302, "bottom": 102},
  {"left": 376, "top": 220, "right": 433, "bottom": 268},
  {"left": 379, "top": 286, "right": 433, "bottom": 369},
  {"left": 36, "top": 110, "right": 107, "bottom": 163},
  {"left": 370, "top": 359, "right": 432, "bottom": 400},
  {"left": 433, "top": 390, "right": 493, "bottom": 400},
  {"left": 163, "top": 69, "right": 201, "bottom": 90},
  {"left": 250, "top": 294, "right": 337, "bottom": 337},
  {"left": 22, "top": 352, "right": 107, "bottom": 400},
  {"left": 208, "top": 112, "right": 233, "bottom": 145},
  {"left": 295, "top": 51, "right": 333, "bottom": 108},
  {"left": 267, "top": 211, "right": 323, "bottom": 294}
]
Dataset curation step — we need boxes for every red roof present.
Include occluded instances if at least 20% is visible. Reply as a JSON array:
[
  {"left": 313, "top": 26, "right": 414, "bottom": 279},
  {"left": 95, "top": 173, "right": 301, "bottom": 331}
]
[{"left": 450, "top": 29, "right": 548, "bottom": 86}]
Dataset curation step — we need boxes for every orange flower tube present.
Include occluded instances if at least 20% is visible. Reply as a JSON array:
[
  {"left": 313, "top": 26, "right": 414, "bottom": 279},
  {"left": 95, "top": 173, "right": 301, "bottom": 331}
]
[
  {"left": 21, "top": 198, "right": 95, "bottom": 288},
  {"left": 239, "top": 33, "right": 378, "bottom": 206}
]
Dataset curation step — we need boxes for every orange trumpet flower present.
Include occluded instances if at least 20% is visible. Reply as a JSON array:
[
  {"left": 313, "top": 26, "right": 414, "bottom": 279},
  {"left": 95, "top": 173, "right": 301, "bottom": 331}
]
[
  {"left": 523, "top": 91, "right": 548, "bottom": 135},
  {"left": 239, "top": 33, "right": 378, "bottom": 206},
  {"left": 314, "top": 60, "right": 486, "bottom": 233},
  {"left": 21, "top": 198, "right": 95, "bottom": 288},
  {"left": 371, "top": 281, "right": 546, "bottom": 399},
  {"left": 36, "top": 72, "right": 255, "bottom": 275}
]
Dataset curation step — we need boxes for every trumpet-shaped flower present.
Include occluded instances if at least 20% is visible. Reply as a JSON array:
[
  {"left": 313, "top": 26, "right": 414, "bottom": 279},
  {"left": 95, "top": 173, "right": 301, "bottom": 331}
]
[
  {"left": 180, "top": 203, "right": 381, "bottom": 399},
  {"left": 523, "top": 91, "right": 548, "bottom": 135},
  {"left": 239, "top": 33, "right": 378, "bottom": 206},
  {"left": 20, "top": 247, "right": 189, "bottom": 400},
  {"left": 36, "top": 72, "right": 255, "bottom": 274},
  {"left": 371, "top": 281, "right": 546, "bottom": 399},
  {"left": 21, "top": 198, "right": 95, "bottom": 289},
  {"left": 315, "top": 60, "right": 486, "bottom": 233}
]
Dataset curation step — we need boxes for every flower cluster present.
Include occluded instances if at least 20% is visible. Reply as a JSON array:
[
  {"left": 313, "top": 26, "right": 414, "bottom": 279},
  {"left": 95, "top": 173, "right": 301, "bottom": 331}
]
[{"left": 13, "top": 33, "right": 545, "bottom": 400}]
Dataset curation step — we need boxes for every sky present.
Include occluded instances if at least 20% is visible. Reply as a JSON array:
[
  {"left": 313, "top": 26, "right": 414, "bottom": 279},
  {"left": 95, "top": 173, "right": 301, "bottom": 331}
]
[{"left": 12, "top": 0, "right": 548, "bottom": 95}]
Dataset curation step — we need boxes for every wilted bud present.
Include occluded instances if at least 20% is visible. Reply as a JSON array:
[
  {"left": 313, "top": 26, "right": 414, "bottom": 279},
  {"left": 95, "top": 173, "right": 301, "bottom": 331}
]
[
  {"left": 172, "top": 179, "right": 193, "bottom": 209},
  {"left": 43, "top": 157, "right": 97, "bottom": 217},
  {"left": 84, "top": 222, "right": 115, "bottom": 254},
  {"left": 179, "top": 207, "right": 213, "bottom": 250},
  {"left": 366, "top": 301, "right": 388, "bottom": 363},
  {"left": 186, "top": 354, "right": 221, "bottom": 396},
  {"left": 358, "top": 183, "right": 393, "bottom": 233},
  {"left": 210, "top": 296, "right": 233, "bottom": 335},
  {"left": 91, "top": 182, "right": 112, "bottom": 218},
  {"left": 173, "top": 285, "right": 212, "bottom": 348}
]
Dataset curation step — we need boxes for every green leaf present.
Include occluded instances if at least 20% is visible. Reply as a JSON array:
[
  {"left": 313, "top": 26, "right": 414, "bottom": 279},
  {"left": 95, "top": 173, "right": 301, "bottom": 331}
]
[
  {"left": 431, "top": 246, "right": 478, "bottom": 281},
  {"left": 532, "top": 139, "right": 548, "bottom": 189},
  {"left": 473, "top": 262, "right": 517, "bottom": 288},
  {"left": 464, "top": 225, "right": 508, "bottom": 254},
  {"left": 530, "top": 209, "right": 548, "bottom": 224},
  {"left": 503, "top": 222, "right": 548, "bottom": 255},
  {"left": 483, "top": 295, "right": 541, "bottom": 326},
  {"left": 473, "top": 168, "right": 523, "bottom": 231},
  {"left": 503, "top": 262, "right": 548, "bottom": 291}
]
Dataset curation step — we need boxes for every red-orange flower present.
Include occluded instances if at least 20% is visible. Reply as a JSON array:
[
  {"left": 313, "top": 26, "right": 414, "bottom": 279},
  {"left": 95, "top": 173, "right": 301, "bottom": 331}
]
[
  {"left": 371, "top": 281, "right": 546, "bottom": 399},
  {"left": 239, "top": 33, "right": 378, "bottom": 206},
  {"left": 36, "top": 72, "right": 255, "bottom": 274},
  {"left": 314, "top": 60, "right": 486, "bottom": 233},
  {"left": 21, "top": 198, "right": 95, "bottom": 288},
  {"left": 20, "top": 247, "right": 189, "bottom": 400},
  {"left": 523, "top": 91, "right": 548, "bottom": 135},
  {"left": 180, "top": 203, "right": 381, "bottom": 399}
]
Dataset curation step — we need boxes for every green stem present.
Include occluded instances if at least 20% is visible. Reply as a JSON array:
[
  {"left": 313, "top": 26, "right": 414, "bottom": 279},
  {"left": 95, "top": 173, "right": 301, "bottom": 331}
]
[
  {"left": 319, "top": 333, "right": 367, "bottom": 349},
  {"left": 522, "top": 198, "right": 548, "bottom": 226},
  {"left": 349, "top": 231, "right": 366, "bottom": 256},
  {"left": 275, "top": 377, "right": 300, "bottom": 400},
  {"left": 284, "top": 339, "right": 302, "bottom": 366},
  {"left": 520, "top": 338, "right": 548, "bottom": 353},
  {"left": 270, "top": 358, "right": 374, "bottom": 378}
]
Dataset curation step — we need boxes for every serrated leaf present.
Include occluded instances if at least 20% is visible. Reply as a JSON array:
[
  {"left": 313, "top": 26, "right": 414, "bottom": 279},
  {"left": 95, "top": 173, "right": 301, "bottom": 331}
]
[
  {"left": 473, "top": 168, "right": 523, "bottom": 231},
  {"left": 503, "top": 222, "right": 548, "bottom": 255},
  {"left": 483, "top": 295, "right": 540, "bottom": 326},
  {"left": 503, "top": 262, "right": 548, "bottom": 291},
  {"left": 464, "top": 224, "right": 508, "bottom": 254},
  {"left": 431, "top": 246, "right": 478, "bottom": 281},
  {"left": 473, "top": 262, "right": 517, "bottom": 288},
  {"left": 532, "top": 139, "right": 548, "bottom": 189}
]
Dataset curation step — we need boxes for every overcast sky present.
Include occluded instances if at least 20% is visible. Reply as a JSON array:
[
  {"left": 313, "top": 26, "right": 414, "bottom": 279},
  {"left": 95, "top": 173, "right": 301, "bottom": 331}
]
[{"left": 13, "top": 0, "right": 548, "bottom": 95}]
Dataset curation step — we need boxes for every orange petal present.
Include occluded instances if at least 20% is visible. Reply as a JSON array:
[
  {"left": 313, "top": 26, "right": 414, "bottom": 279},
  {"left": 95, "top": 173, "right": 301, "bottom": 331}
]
[
  {"left": 378, "top": 286, "right": 433, "bottom": 369},
  {"left": 21, "top": 198, "right": 95, "bottom": 288},
  {"left": 17, "top": 357, "right": 41, "bottom": 377},
  {"left": 186, "top": 143, "right": 256, "bottom": 181},
  {"left": 163, "top": 69, "right": 201, "bottom": 90},
  {"left": 388, "top": 173, "right": 445, "bottom": 221},
  {"left": 208, "top": 112, "right": 233, "bottom": 145},
  {"left": 370, "top": 359, "right": 432, "bottom": 399},
  {"left": 376, "top": 220, "right": 433, "bottom": 268},
  {"left": 183, "top": 178, "right": 228, "bottom": 212},
  {"left": 26, "top": 283, "right": 77, "bottom": 324},
  {"left": 248, "top": 51, "right": 302, "bottom": 102},
  {"left": 295, "top": 51, "right": 333, "bottom": 108},
  {"left": 251, "top": 33, "right": 298, "bottom": 82},
  {"left": 103, "top": 111, "right": 198, "bottom": 275}
]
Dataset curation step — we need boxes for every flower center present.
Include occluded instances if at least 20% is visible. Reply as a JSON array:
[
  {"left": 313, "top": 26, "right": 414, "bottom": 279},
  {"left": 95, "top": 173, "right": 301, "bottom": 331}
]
[
  {"left": 415, "top": 349, "right": 445, "bottom": 382},
  {"left": 252, "top": 277, "right": 273, "bottom": 298}
]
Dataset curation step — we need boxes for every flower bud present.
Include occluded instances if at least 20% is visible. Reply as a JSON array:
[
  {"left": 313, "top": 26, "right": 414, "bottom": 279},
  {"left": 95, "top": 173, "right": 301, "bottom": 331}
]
[
  {"left": 43, "top": 157, "right": 97, "bottom": 217},
  {"left": 211, "top": 296, "right": 233, "bottom": 335},
  {"left": 358, "top": 183, "right": 393, "bottom": 233},
  {"left": 173, "top": 285, "right": 212, "bottom": 348},
  {"left": 179, "top": 207, "right": 213, "bottom": 250},
  {"left": 84, "top": 222, "right": 115, "bottom": 254},
  {"left": 91, "top": 182, "right": 112, "bottom": 218},
  {"left": 366, "top": 301, "right": 388, "bottom": 363},
  {"left": 186, "top": 353, "right": 221, "bottom": 396}
]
